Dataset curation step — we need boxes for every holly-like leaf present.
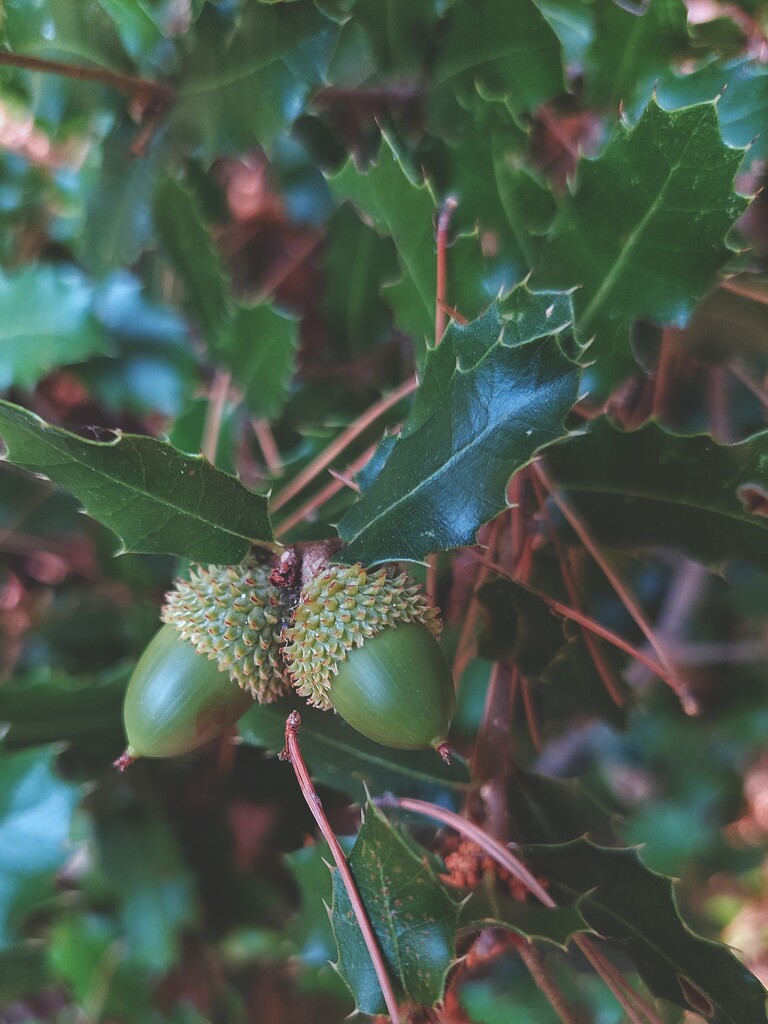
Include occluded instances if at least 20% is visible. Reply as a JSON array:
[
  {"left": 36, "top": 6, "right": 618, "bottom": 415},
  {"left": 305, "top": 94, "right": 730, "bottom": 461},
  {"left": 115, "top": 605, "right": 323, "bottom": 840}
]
[
  {"left": 538, "top": 100, "right": 748, "bottom": 385},
  {"left": 583, "top": 0, "right": 691, "bottom": 117},
  {"left": 218, "top": 303, "right": 297, "bottom": 420},
  {"left": 656, "top": 57, "right": 768, "bottom": 166},
  {"left": 153, "top": 177, "right": 232, "bottom": 346},
  {"left": 0, "top": 746, "right": 81, "bottom": 948},
  {"left": 526, "top": 839, "right": 768, "bottom": 1024},
  {"left": 337, "top": 284, "right": 580, "bottom": 565},
  {"left": 545, "top": 417, "right": 768, "bottom": 572},
  {"left": 429, "top": 0, "right": 564, "bottom": 140},
  {"left": 169, "top": 1, "right": 339, "bottom": 157},
  {"left": 79, "top": 123, "right": 164, "bottom": 276},
  {"left": 328, "top": 136, "right": 489, "bottom": 353},
  {"left": 459, "top": 885, "right": 587, "bottom": 949},
  {"left": 331, "top": 802, "right": 459, "bottom": 1015},
  {"left": 0, "top": 265, "right": 110, "bottom": 390},
  {"left": 0, "top": 399, "right": 276, "bottom": 562},
  {"left": 238, "top": 696, "right": 470, "bottom": 806}
]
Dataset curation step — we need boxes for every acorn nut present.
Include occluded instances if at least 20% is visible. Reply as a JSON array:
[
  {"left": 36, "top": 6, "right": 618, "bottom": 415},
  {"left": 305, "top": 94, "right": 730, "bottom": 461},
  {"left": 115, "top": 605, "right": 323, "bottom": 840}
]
[
  {"left": 117, "top": 559, "right": 290, "bottom": 766},
  {"left": 283, "top": 563, "right": 455, "bottom": 752}
]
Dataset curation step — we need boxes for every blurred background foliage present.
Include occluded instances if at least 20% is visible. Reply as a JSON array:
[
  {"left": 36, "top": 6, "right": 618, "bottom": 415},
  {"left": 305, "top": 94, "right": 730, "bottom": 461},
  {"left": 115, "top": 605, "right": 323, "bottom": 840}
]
[{"left": 1, "top": 0, "right": 768, "bottom": 1021}]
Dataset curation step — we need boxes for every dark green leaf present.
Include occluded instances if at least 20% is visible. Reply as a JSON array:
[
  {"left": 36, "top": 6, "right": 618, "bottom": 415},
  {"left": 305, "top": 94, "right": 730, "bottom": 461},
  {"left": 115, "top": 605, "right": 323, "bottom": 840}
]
[
  {"left": 331, "top": 802, "right": 459, "bottom": 1014},
  {"left": 545, "top": 418, "right": 768, "bottom": 572},
  {"left": 0, "top": 265, "right": 110, "bottom": 390},
  {"left": 0, "top": 399, "right": 276, "bottom": 562},
  {"left": 477, "top": 578, "right": 568, "bottom": 677},
  {"left": 169, "top": 1, "right": 339, "bottom": 157},
  {"left": 238, "top": 696, "right": 470, "bottom": 806},
  {"left": 321, "top": 205, "right": 398, "bottom": 354},
  {"left": 218, "top": 303, "right": 298, "bottom": 420},
  {"left": 583, "top": 0, "right": 690, "bottom": 117},
  {"left": 0, "top": 746, "right": 81, "bottom": 948},
  {"left": 5, "top": 0, "right": 131, "bottom": 74},
  {"left": 94, "top": 807, "right": 197, "bottom": 974},
  {"left": 0, "top": 943, "right": 49, "bottom": 1001},
  {"left": 429, "top": 0, "right": 564, "bottom": 139},
  {"left": 338, "top": 284, "right": 580, "bottom": 564},
  {"left": 538, "top": 100, "right": 748, "bottom": 384},
  {"left": 656, "top": 57, "right": 768, "bottom": 166},
  {"left": 0, "top": 669, "right": 126, "bottom": 750},
  {"left": 96, "top": 0, "right": 163, "bottom": 61},
  {"left": 328, "top": 135, "right": 489, "bottom": 352},
  {"left": 153, "top": 177, "right": 232, "bottom": 345},
  {"left": 526, "top": 839, "right": 768, "bottom": 1024},
  {"left": 79, "top": 123, "right": 164, "bottom": 276},
  {"left": 507, "top": 768, "right": 615, "bottom": 846},
  {"left": 459, "top": 883, "right": 587, "bottom": 949}
]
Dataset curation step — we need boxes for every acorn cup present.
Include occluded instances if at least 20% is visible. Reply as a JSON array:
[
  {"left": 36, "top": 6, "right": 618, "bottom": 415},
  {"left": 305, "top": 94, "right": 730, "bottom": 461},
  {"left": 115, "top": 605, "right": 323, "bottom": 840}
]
[
  {"left": 116, "top": 559, "right": 290, "bottom": 767},
  {"left": 282, "top": 563, "right": 456, "bottom": 756}
]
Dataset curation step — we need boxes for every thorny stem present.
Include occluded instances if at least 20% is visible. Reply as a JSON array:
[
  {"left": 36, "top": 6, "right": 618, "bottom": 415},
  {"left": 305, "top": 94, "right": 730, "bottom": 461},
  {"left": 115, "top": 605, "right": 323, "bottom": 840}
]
[
  {"left": 379, "top": 797, "right": 665, "bottom": 1024},
  {"left": 270, "top": 377, "right": 417, "bottom": 513},
  {"left": 282, "top": 712, "right": 401, "bottom": 1024},
  {"left": 466, "top": 550, "right": 670, "bottom": 680},
  {"left": 533, "top": 462, "right": 698, "bottom": 714}
]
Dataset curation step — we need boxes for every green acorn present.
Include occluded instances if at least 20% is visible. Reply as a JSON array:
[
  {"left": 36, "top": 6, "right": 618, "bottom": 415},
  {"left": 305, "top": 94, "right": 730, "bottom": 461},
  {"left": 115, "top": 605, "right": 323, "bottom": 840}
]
[
  {"left": 162, "top": 560, "right": 289, "bottom": 702},
  {"left": 116, "top": 559, "right": 290, "bottom": 766},
  {"left": 283, "top": 563, "right": 455, "bottom": 752}
]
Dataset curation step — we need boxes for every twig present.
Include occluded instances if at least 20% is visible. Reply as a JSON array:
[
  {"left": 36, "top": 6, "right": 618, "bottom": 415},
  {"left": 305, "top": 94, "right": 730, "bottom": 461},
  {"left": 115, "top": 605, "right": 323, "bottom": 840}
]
[
  {"left": 0, "top": 50, "right": 173, "bottom": 104},
  {"left": 465, "top": 550, "right": 670, "bottom": 681},
  {"left": 452, "top": 516, "right": 504, "bottom": 685},
  {"left": 252, "top": 417, "right": 283, "bottom": 475},
  {"left": 518, "top": 943, "right": 585, "bottom": 1024},
  {"left": 270, "top": 377, "right": 417, "bottom": 513},
  {"left": 533, "top": 462, "right": 698, "bottom": 714},
  {"left": 274, "top": 442, "right": 378, "bottom": 538},
  {"left": 435, "top": 196, "right": 458, "bottom": 344},
  {"left": 201, "top": 369, "right": 232, "bottom": 465},
  {"left": 531, "top": 474, "right": 625, "bottom": 707},
  {"left": 282, "top": 713, "right": 401, "bottom": 1024}
]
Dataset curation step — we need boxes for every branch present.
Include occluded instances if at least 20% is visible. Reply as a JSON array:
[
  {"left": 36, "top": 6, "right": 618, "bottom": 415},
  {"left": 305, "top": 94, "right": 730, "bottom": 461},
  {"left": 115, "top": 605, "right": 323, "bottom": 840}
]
[{"left": 281, "top": 712, "right": 401, "bottom": 1024}]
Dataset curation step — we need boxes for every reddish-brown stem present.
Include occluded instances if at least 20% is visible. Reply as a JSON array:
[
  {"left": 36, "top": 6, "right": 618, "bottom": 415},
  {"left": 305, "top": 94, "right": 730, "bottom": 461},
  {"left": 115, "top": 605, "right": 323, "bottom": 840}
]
[
  {"left": 0, "top": 50, "right": 174, "bottom": 105},
  {"left": 282, "top": 713, "right": 401, "bottom": 1024},
  {"left": 452, "top": 516, "right": 504, "bottom": 685},
  {"left": 518, "top": 944, "right": 586, "bottom": 1024},
  {"left": 252, "top": 417, "right": 283, "bottom": 475},
  {"left": 435, "top": 196, "right": 458, "bottom": 344},
  {"left": 531, "top": 474, "right": 625, "bottom": 707},
  {"left": 270, "top": 377, "right": 417, "bottom": 513},
  {"left": 533, "top": 462, "right": 698, "bottom": 714},
  {"left": 651, "top": 327, "right": 676, "bottom": 421},
  {"left": 274, "top": 442, "right": 378, "bottom": 538},
  {"left": 520, "top": 675, "right": 542, "bottom": 751},
  {"left": 113, "top": 751, "right": 135, "bottom": 772},
  {"left": 729, "top": 360, "right": 768, "bottom": 413},
  {"left": 201, "top": 369, "right": 232, "bottom": 465},
  {"left": 466, "top": 550, "right": 670, "bottom": 680}
]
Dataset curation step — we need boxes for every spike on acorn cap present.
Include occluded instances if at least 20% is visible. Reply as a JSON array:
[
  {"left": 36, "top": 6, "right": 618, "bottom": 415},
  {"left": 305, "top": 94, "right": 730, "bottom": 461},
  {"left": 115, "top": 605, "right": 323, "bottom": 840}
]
[
  {"left": 283, "top": 563, "right": 455, "bottom": 751},
  {"left": 162, "top": 558, "right": 290, "bottom": 703}
]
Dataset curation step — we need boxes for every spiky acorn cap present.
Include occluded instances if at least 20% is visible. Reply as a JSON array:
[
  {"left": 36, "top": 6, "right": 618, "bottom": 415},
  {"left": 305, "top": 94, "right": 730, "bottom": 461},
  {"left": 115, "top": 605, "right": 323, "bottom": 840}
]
[
  {"left": 162, "top": 559, "right": 290, "bottom": 703},
  {"left": 282, "top": 563, "right": 441, "bottom": 710}
]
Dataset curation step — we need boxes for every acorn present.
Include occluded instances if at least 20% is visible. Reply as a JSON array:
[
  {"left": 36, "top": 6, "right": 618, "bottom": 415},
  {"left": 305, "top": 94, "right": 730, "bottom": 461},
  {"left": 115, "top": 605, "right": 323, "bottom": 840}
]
[
  {"left": 116, "top": 559, "right": 290, "bottom": 765},
  {"left": 283, "top": 563, "right": 455, "bottom": 753}
]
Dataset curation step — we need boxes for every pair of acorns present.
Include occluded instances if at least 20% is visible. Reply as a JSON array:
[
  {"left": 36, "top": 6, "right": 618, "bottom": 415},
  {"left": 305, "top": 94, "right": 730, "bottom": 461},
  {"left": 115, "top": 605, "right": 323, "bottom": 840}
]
[{"left": 117, "top": 546, "right": 456, "bottom": 767}]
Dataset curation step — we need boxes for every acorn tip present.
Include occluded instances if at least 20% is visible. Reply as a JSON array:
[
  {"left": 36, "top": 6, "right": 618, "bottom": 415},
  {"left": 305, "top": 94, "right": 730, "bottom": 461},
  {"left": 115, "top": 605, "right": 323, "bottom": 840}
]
[
  {"left": 435, "top": 741, "right": 452, "bottom": 765},
  {"left": 113, "top": 749, "right": 137, "bottom": 772}
]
